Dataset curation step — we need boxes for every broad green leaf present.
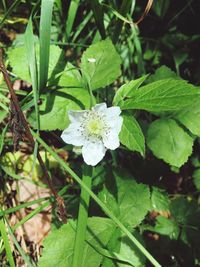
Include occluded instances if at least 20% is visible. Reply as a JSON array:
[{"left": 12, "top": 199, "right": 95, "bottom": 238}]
[
  {"left": 147, "top": 119, "right": 193, "bottom": 167},
  {"left": 121, "top": 79, "right": 200, "bottom": 112},
  {"left": 151, "top": 187, "right": 170, "bottom": 212},
  {"left": 113, "top": 75, "right": 148, "bottom": 105},
  {"left": 175, "top": 103, "right": 200, "bottom": 136},
  {"left": 119, "top": 113, "right": 145, "bottom": 156},
  {"left": 153, "top": 0, "right": 170, "bottom": 17},
  {"left": 98, "top": 169, "right": 151, "bottom": 228},
  {"left": 38, "top": 217, "right": 115, "bottom": 267},
  {"left": 28, "top": 87, "right": 90, "bottom": 130},
  {"left": 193, "top": 169, "right": 200, "bottom": 190},
  {"left": 147, "top": 65, "right": 179, "bottom": 84},
  {"left": 7, "top": 45, "right": 82, "bottom": 87},
  {"left": 80, "top": 39, "right": 121, "bottom": 90}
]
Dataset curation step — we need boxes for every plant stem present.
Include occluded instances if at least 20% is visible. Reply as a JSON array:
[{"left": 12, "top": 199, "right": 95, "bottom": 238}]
[{"left": 72, "top": 165, "right": 93, "bottom": 267}]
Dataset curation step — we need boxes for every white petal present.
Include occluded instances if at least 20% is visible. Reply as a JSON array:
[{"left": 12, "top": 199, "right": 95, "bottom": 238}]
[
  {"left": 82, "top": 141, "right": 106, "bottom": 166},
  {"left": 92, "top": 103, "right": 107, "bottom": 113},
  {"left": 107, "top": 116, "right": 123, "bottom": 134},
  {"left": 61, "top": 123, "right": 85, "bottom": 146},
  {"left": 103, "top": 131, "right": 120, "bottom": 150},
  {"left": 68, "top": 110, "right": 89, "bottom": 123},
  {"left": 106, "top": 106, "right": 121, "bottom": 119}
]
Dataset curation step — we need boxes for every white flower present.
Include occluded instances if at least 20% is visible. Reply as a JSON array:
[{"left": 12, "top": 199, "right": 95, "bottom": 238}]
[{"left": 61, "top": 103, "right": 123, "bottom": 166}]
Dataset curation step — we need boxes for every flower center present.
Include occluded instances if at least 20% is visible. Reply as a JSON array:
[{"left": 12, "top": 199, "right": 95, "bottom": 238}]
[{"left": 86, "top": 118, "right": 104, "bottom": 136}]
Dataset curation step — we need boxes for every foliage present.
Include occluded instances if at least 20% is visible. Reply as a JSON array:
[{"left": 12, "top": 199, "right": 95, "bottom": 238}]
[{"left": 0, "top": 1, "right": 200, "bottom": 267}]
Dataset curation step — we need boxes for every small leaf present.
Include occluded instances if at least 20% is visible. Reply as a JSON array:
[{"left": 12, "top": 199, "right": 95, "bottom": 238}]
[
  {"left": 119, "top": 113, "right": 145, "bottom": 156},
  {"left": 151, "top": 187, "right": 170, "bottom": 212},
  {"left": 175, "top": 103, "right": 200, "bottom": 136},
  {"left": 193, "top": 169, "right": 200, "bottom": 190},
  {"left": 147, "top": 65, "right": 179, "bottom": 84},
  {"left": 113, "top": 75, "right": 148, "bottom": 105},
  {"left": 121, "top": 79, "right": 200, "bottom": 113},
  {"left": 151, "top": 216, "right": 179, "bottom": 239},
  {"left": 80, "top": 39, "right": 121, "bottom": 90},
  {"left": 147, "top": 119, "right": 193, "bottom": 167}
]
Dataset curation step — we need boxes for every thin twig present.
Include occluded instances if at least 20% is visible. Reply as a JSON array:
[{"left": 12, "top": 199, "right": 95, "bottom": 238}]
[
  {"left": 135, "top": 0, "right": 153, "bottom": 25},
  {"left": 0, "top": 48, "right": 67, "bottom": 223}
]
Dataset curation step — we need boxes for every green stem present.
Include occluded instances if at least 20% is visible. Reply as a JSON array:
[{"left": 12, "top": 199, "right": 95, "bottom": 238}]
[
  {"left": 72, "top": 165, "right": 93, "bottom": 267},
  {"left": 31, "top": 130, "right": 161, "bottom": 267}
]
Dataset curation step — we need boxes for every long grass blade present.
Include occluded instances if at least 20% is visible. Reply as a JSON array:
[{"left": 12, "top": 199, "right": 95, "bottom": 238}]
[
  {"left": 66, "top": 0, "right": 80, "bottom": 40},
  {"left": 72, "top": 165, "right": 93, "bottom": 267},
  {"left": 0, "top": 219, "right": 15, "bottom": 267},
  {"left": 39, "top": 0, "right": 54, "bottom": 90}
]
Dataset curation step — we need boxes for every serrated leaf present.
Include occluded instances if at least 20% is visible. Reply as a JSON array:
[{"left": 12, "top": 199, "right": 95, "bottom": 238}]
[
  {"left": 121, "top": 79, "right": 200, "bottom": 113},
  {"left": 98, "top": 169, "right": 151, "bottom": 228},
  {"left": 113, "top": 75, "right": 148, "bottom": 105},
  {"left": 80, "top": 39, "right": 121, "bottom": 90},
  {"left": 175, "top": 103, "right": 200, "bottom": 136},
  {"left": 28, "top": 87, "right": 91, "bottom": 130},
  {"left": 147, "top": 65, "right": 179, "bottom": 84},
  {"left": 119, "top": 113, "right": 145, "bottom": 156},
  {"left": 151, "top": 187, "right": 170, "bottom": 212},
  {"left": 193, "top": 169, "right": 200, "bottom": 190},
  {"left": 147, "top": 119, "right": 193, "bottom": 167},
  {"left": 38, "top": 217, "right": 115, "bottom": 267}
]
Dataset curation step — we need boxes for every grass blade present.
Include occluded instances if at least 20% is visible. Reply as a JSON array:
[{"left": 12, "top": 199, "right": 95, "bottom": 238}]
[
  {"left": 0, "top": 219, "right": 15, "bottom": 267},
  {"left": 72, "top": 165, "right": 93, "bottom": 267},
  {"left": 6, "top": 220, "right": 35, "bottom": 267},
  {"left": 66, "top": 0, "right": 80, "bottom": 40},
  {"left": 39, "top": 0, "right": 54, "bottom": 90}
]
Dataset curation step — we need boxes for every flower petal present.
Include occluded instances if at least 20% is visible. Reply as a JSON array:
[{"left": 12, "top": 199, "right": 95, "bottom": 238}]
[
  {"left": 105, "top": 106, "right": 121, "bottom": 119},
  {"left": 92, "top": 103, "right": 107, "bottom": 113},
  {"left": 107, "top": 116, "right": 123, "bottom": 134},
  {"left": 103, "top": 130, "right": 120, "bottom": 150},
  {"left": 61, "top": 123, "right": 85, "bottom": 146},
  {"left": 68, "top": 110, "right": 89, "bottom": 123},
  {"left": 82, "top": 141, "right": 106, "bottom": 166}
]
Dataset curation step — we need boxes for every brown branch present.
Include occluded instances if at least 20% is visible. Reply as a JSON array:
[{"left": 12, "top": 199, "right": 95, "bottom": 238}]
[{"left": 0, "top": 48, "right": 67, "bottom": 223}]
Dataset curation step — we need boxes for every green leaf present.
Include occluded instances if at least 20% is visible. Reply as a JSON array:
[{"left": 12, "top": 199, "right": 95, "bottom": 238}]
[
  {"left": 175, "top": 103, "right": 200, "bottom": 136},
  {"left": 151, "top": 187, "right": 170, "bottom": 212},
  {"left": 119, "top": 113, "right": 145, "bottom": 156},
  {"left": 150, "top": 216, "right": 179, "bottom": 239},
  {"left": 80, "top": 39, "right": 121, "bottom": 90},
  {"left": 147, "top": 65, "right": 179, "bottom": 84},
  {"left": 113, "top": 75, "right": 148, "bottom": 105},
  {"left": 193, "top": 169, "right": 200, "bottom": 190},
  {"left": 7, "top": 45, "right": 80, "bottom": 87},
  {"left": 147, "top": 119, "right": 193, "bottom": 167},
  {"left": 38, "top": 217, "right": 115, "bottom": 267},
  {"left": 99, "top": 169, "right": 151, "bottom": 228},
  {"left": 102, "top": 231, "right": 146, "bottom": 267},
  {"left": 28, "top": 86, "right": 91, "bottom": 131},
  {"left": 121, "top": 79, "right": 200, "bottom": 113}
]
